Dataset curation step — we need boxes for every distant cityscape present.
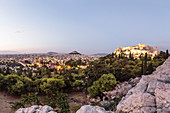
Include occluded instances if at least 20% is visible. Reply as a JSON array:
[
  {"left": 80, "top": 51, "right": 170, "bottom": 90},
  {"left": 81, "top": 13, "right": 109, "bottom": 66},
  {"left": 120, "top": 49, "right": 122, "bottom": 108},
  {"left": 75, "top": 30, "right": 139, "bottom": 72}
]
[
  {"left": 0, "top": 44, "right": 169, "bottom": 113},
  {"left": 0, "top": 1, "right": 169, "bottom": 112},
  {"left": 0, "top": 51, "right": 101, "bottom": 76},
  {"left": 0, "top": 43, "right": 162, "bottom": 78},
  {"left": 0, "top": 44, "right": 162, "bottom": 73}
]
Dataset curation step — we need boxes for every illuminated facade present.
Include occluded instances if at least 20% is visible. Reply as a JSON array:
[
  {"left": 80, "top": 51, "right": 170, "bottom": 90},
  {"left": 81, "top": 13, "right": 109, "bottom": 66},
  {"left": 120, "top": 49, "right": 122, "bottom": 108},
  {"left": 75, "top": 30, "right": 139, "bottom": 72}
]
[{"left": 114, "top": 43, "right": 159, "bottom": 58}]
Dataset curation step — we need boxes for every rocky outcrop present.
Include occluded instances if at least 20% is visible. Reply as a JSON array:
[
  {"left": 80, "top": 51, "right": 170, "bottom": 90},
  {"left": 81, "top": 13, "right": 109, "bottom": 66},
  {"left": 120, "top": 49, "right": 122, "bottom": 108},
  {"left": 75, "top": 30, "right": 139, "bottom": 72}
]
[
  {"left": 76, "top": 57, "right": 170, "bottom": 113},
  {"left": 15, "top": 105, "right": 57, "bottom": 113},
  {"left": 76, "top": 105, "right": 112, "bottom": 113},
  {"left": 87, "top": 77, "right": 140, "bottom": 104},
  {"left": 117, "top": 57, "right": 170, "bottom": 113},
  {"left": 104, "top": 77, "right": 140, "bottom": 99},
  {"left": 77, "top": 77, "right": 140, "bottom": 113}
]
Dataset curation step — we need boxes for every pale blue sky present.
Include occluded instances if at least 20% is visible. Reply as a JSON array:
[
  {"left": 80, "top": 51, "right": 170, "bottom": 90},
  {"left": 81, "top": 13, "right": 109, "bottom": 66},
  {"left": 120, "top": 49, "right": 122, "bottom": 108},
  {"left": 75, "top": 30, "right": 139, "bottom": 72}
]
[{"left": 0, "top": 0, "right": 169, "bottom": 54}]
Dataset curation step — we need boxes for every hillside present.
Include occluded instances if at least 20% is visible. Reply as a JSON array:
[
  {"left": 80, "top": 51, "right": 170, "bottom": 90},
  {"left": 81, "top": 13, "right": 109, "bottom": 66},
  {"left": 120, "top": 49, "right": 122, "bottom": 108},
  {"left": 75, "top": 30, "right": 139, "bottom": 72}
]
[
  {"left": 77, "top": 57, "right": 170, "bottom": 113},
  {"left": 0, "top": 51, "right": 168, "bottom": 113},
  {"left": 0, "top": 51, "right": 21, "bottom": 54},
  {"left": 69, "top": 51, "right": 81, "bottom": 55},
  {"left": 117, "top": 56, "right": 170, "bottom": 112},
  {"left": 0, "top": 91, "right": 20, "bottom": 113}
]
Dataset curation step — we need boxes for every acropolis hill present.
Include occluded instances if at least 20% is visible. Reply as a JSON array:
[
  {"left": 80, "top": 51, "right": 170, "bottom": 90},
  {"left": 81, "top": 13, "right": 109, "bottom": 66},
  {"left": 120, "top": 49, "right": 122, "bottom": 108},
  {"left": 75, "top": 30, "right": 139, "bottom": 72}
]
[{"left": 114, "top": 43, "right": 160, "bottom": 58}]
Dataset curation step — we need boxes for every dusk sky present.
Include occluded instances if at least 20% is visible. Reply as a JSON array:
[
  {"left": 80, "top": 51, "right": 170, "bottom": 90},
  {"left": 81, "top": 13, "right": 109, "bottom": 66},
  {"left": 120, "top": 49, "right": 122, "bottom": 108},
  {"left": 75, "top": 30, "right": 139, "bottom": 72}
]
[{"left": 0, "top": 0, "right": 170, "bottom": 54}]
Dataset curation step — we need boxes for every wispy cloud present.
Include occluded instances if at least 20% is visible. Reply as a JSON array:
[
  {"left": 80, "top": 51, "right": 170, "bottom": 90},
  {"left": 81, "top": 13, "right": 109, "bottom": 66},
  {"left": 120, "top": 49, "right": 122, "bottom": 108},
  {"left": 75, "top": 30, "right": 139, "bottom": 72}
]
[{"left": 15, "top": 30, "right": 25, "bottom": 34}]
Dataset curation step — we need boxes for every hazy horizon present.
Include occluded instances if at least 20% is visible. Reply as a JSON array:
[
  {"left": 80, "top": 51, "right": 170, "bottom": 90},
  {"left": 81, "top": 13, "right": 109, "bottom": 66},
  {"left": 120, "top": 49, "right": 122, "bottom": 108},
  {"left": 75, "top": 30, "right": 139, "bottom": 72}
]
[
  {"left": 0, "top": 50, "right": 109, "bottom": 55},
  {"left": 0, "top": 43, "right": 167, "bottom": 55},
  {"left": 0, "top": 0, "right": 170, "bottom": 54}
]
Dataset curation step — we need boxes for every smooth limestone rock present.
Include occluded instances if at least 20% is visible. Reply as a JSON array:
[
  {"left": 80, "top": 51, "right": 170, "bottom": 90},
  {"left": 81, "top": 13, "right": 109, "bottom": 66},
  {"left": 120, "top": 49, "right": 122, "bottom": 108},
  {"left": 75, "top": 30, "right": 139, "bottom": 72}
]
[
  {"left": 77, "top": 57, "right": 170, "bottom": 113},
  {"left": 100, "top": 100, "right": 111, "bottom": 107},
  {"left": 15, "top": 105, "right": 57, "bottom": 113},
  {"left": 117, "top": 57, "right": 170, "bottom": 113},
  {"left": 76, "top": 105, "right": 113, "bottom": 113}
]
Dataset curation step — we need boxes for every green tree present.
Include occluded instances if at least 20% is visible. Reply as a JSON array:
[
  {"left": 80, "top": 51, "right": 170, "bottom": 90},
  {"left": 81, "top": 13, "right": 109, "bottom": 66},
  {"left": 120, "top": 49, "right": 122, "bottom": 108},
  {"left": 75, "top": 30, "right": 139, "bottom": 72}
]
[
  {"left": 88, "top": 73, "right": 117, "bottom": 98},
  {"left": 56, "top": 93, "right": 70, "bottom": 113},
  {"left": 144, "top": 53, "right": 147, "bottom": 74},
  {"left": 6, "top": 67, "right": 11, "bottom": 75},
  {"left": 129, "top": 52, "right": 133, "bottom": 60},
  {"left": 147, "top": 62, "right": 153, "bottom": 74},
  {"left": 0, "top": 74, "right": 4, "bottom": 90},
  {"left": 72, "top": 80, "right": 83, "bottom": 88},
  {"left": 10, "top": 80, "right": 25, "bottom": 95},
  {"left": 27, "top": 70, "right": 32, "bottom": 78},
  {"left": 12, "top": 93, "right": 41, "bottom": 109},
  {"left": 17, "top": 70, "right": 22, "bottom": 76},
  {"left": 140, "top": 59, "right": 144, "bottom": 76},
  {"left": 165, "top": 49, "right": 169, "bottom": 59},
  {"left": 40, "top": 78, "right": 66, "bottom": 95}
]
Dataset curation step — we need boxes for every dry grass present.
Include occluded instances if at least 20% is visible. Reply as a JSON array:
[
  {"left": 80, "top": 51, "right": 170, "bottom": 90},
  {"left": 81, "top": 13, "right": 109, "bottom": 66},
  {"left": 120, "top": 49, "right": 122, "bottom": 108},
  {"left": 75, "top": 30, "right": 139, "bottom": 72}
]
[
  {"left": 0, "top": 91, "right": 87, "bottom": 113},
  {"left": 0, "top": 91, "right": 20, "bottom": 113},
  {"left": 68, "top": 92, "right": 87, "bottom": 113}
]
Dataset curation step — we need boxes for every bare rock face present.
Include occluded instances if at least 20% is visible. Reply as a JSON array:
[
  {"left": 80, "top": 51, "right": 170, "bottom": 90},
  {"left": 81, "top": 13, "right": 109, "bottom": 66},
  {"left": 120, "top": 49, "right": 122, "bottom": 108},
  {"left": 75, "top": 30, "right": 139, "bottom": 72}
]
[
  {"left": 117, "top": 57, "right": 170, "bottom": 113},
  {"left": 76, "top": 105, "right": 112, "bottom": 113},
  {"left": 15, "top": 105, "right": 57, "bottom": 113},
  {"left": 87, "top": 77, "right": 140, "bottom": 105},
  {"left": 103, "top": 77, "right": 140, "bottom": 99}
]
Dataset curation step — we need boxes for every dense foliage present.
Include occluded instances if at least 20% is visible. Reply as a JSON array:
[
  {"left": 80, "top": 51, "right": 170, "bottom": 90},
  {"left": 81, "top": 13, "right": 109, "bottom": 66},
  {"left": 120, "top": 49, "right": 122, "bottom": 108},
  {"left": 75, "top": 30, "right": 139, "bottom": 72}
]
[
  {"left": 0, "top": 50, "right": 169, "bottom": 112},
  {"left": 0, "top": 52, "right": 168, "bottom": 95},
  {"left": 12, "top": 93, "right": 69, "bottom": 113},
  {"left": 88, "top": 73, "right": 117, "bottom": 97}
]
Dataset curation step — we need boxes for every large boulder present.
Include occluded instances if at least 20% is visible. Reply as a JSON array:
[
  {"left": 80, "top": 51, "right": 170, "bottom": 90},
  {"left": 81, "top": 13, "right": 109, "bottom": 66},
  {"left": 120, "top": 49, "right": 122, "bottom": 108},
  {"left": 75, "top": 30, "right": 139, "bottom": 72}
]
[
  {"left": 103, "top": 77, "right": 140, "bottom": 99},
  {"left": 100, "top": 101, "right": 111, "bottom": 107},
  {"left": 15, "top": 105, "right": 56, "bottom": 113},
  {"left": 76, "top": 105, "right": 112, "bottom": 113},
  {"left": 117, "top": 57, "right": 170, "bottom": 113}
]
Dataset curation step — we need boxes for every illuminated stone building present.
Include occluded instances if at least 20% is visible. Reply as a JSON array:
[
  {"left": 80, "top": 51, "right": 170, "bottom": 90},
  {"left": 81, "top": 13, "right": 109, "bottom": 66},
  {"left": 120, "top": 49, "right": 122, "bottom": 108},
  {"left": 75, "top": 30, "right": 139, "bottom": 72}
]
[{"left": 114, "top": 43, "right": 159, "bottom": 58}]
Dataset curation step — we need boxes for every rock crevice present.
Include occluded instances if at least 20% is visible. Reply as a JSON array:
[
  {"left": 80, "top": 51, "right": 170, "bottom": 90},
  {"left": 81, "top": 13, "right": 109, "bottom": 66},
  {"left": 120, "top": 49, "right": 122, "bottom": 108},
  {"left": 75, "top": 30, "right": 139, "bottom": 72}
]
[
  {"left": 117, "top": 57, "right": 170, "bottom": 113},
  {"left": 76, "top": 57, "right": 170, "bottom": 113}
]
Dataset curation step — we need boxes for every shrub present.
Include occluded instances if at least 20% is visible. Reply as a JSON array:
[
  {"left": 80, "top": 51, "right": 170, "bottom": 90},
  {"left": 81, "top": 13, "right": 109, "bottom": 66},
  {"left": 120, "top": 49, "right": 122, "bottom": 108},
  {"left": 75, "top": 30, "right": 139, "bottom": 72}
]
[{"left": 88, "top": 73, "right": 117, "bottom": 98}]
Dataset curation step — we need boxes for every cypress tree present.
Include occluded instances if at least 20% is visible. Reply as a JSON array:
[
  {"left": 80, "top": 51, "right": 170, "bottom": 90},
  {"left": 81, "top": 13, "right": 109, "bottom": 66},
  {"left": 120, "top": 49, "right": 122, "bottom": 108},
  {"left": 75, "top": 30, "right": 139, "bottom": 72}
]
[
  {"left": 6, "top": 67, "right": 10, "bottom": 75},
  {"left": 139, "top": 54, "right": 142, "bottom": 60},
  {"left": 112, "top": 53, "right": 114, "bottom": 58},
  {"left": 118, "top": 54, "right": 121, "bottom": 59},
  {"left": 129, "top": 52, "right": 132, "bottom": 59},
  {"left": 129, "top": 52, "right": 134, "bottom": 60},
  {"left": 141, "top": 59, "right": 144, "bottom": 76},
  {"left": 165, "top": 49, "right": 169, "bottom": 59},
  {"left": 144, "top": 53, "right": 147, "bottom": 74},
  {"left": 131, "top": 53, "right": 134, "bottom": 60},
  {"left": 148, "top": 62, "right": 153, "bottom": 74},
  {"left": 120, "top": 52, "right": 123, "bottom": 58}
]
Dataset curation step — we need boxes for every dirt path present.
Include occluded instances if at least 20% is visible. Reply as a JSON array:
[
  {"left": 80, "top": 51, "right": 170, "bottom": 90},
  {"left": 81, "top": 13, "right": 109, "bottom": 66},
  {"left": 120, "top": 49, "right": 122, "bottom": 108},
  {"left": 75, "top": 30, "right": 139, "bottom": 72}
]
[
  {"left": 0, "top": 91, "right": 20, "bottom": 113},
  {"left": 0, "top": 91, "right": 86, "bottom": 113},
  {"left": 68, "top": 92, "right": 87, "bottom": 113}
]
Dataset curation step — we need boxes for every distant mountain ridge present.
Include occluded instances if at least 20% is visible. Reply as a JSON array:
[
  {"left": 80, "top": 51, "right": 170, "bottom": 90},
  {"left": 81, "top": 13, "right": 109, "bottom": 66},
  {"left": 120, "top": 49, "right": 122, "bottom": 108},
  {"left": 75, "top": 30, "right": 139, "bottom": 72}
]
[
  {"left": 69, "top": 51, "right": 81, "bottom": 55},
  {"left": 0, "top": 51, "right": 21, "bottom": 54},
  {"left": 92, "top": 53, "right": 108, "bottom": 56},
  {"left": 47, "top": 52, "right": 58, "bottom": 55}
]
